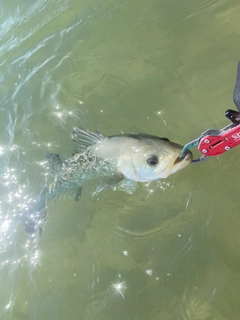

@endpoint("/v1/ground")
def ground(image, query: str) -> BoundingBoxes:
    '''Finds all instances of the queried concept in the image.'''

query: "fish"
[20,128,192,235]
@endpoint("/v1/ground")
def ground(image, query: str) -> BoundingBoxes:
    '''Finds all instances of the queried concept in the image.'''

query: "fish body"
[21,128,192,234]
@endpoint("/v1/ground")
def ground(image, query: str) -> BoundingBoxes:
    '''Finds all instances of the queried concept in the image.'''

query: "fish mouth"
[174,150,193,165]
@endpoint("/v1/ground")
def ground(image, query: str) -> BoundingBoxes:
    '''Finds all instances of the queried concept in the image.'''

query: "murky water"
[1,0,240,319]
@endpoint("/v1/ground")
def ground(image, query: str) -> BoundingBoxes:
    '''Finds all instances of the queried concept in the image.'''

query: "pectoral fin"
[118,179,137,194]
[93,173,124,196]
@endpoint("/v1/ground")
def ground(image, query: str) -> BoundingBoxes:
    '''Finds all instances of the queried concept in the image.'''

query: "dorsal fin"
[72,127,107,152]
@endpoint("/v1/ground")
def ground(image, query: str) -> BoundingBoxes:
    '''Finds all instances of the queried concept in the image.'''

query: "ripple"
[116,207,196,243]
[183,0,227,20]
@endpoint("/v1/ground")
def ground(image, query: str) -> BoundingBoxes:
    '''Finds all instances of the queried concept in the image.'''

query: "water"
[1,0,240,319]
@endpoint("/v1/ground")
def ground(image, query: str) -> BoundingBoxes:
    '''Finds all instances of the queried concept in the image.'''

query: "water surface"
[1,0,240,319]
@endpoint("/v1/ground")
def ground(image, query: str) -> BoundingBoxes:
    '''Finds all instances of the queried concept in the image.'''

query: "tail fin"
[20,186,48,235]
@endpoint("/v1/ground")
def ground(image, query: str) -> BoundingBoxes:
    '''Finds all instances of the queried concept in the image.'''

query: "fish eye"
[146,155,158,166]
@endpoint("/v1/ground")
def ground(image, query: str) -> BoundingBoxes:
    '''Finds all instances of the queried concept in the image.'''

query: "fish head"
[117,135,192,182]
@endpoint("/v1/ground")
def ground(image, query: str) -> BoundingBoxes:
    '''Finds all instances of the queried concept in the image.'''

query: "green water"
[1,0,240,319]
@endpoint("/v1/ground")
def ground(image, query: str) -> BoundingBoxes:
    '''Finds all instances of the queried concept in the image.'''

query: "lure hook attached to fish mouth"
[174,150,192,165]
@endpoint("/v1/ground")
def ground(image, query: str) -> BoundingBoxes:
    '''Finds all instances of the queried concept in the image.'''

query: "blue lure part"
[179,138,200,158]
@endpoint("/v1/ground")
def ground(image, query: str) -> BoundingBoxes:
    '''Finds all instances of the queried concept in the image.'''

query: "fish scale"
[47,149,118,200]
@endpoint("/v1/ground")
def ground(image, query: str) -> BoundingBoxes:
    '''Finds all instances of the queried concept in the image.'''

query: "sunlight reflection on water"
[1,0,240,319]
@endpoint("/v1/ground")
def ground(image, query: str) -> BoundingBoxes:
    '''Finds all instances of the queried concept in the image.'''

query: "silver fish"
[21,128,192,234]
